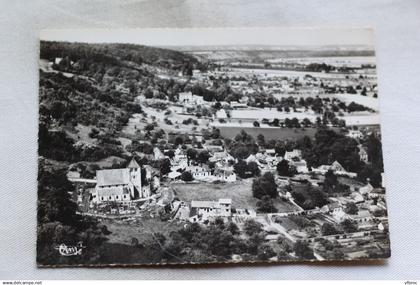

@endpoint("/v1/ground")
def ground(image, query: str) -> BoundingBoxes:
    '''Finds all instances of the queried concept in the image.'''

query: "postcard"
[37,28,390,267]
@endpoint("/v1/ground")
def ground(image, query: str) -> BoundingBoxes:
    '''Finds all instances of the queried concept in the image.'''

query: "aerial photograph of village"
[37,30,390,266]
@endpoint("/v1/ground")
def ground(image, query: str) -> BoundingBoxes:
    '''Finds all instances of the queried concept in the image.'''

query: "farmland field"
[216,125,319,140]
[171,179,299,212]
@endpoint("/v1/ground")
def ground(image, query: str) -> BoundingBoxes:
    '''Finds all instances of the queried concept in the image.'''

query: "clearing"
[171,179,299,212]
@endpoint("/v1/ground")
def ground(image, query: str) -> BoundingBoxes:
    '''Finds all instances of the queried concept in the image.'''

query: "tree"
[252,172,278,199]
[256,195,277,213]
[257,244,276,260]
[145,123,155,131]
[247,161,261,177]
[37,161,109,266]
[345,202,358,215]
[302,118,312,127]
[332,248,345,259]
[276,160,296,177]
[293,240,314,260]
[257,134,265,146]
[233,160,248,178]
[243,219,263,236]
[321,223,340,236]
[165,150,175,159]
[197,151,210,165]
[341,219,358,233]
[181,171,193,182]
[277,237,292,253]
[186,148,198,163]
[323,170,338,191]
[226,222,240,235]
[158,158,171,176]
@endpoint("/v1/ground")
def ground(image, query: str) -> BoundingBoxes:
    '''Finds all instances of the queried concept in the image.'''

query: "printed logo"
[55,242,85,256]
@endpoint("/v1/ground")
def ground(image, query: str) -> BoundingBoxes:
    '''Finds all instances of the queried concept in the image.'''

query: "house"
[265,149,276,156]
[190,198,232,221]
[359,182,374,195]
[178,91,204,105]
[290,159,309,173]
[154,147,165,160]
[358,145,369,163]
[320,202,347,223]
[215,109,228,119]
[209,150,234,164]
[284,149,302,161]
[178,91,193,103]
[313,161,357,178]
[213,167,237,182]
[346,129,363,139]
[143,165,159,181]
[92,158,149,203]
[350,191,364,203]
[349,210,372,223]
[332,207,348,223]
[185,165,211,179]
[168,171,182,181]
[204,144,224,153]
[245,154,259,164]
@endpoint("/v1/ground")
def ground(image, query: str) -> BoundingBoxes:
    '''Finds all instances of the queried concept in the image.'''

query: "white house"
[359,182,374,195]
[178,91,204,105]
[358,145,369,163]
[190,198,232,221]
[179,91,193,103]
[349,210,372,223]
[284,149,302,161]
[209,150,234,164]
[185,165,211,179]
[213,167,237,182]
[154,147,165,160]
[215,109,228,119]
[313,161,357,178]
[290,159,309,173]
[347,130,363,139]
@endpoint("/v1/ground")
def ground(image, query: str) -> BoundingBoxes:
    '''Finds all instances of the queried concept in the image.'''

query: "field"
[216,125,319,140]
[101,216,185,246]
[171,179,299,212]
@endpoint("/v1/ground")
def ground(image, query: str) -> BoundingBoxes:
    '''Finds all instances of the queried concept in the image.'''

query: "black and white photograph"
[37,28,390,267]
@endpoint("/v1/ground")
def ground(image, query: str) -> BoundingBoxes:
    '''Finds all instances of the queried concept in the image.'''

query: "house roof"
[327,202,341,211]
[218,198,232,204]
[168,171,182,179]
[186,165,210,172]
[143,164,159,173]
[330,161,346,172]
[127,158,140,169]
[351,209,371,219]
[96,169,130,187]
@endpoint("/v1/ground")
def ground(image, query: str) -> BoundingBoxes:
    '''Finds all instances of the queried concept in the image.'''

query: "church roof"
[97,186,130,196]
[127,158,140,169]
[96,168,130,187]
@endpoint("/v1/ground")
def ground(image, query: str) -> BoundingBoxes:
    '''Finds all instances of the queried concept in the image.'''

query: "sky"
[40,27,375,48]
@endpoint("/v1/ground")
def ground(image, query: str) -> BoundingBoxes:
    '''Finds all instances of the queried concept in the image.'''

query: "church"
[92,158,149,204]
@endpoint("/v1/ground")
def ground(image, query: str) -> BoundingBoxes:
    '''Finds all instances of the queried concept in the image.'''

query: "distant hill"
[40,41,202,71]
[173,45,375,63]
[38,41,200,166]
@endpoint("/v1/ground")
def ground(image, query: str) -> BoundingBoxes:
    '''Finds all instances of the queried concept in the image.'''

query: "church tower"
[127,158,142,198]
